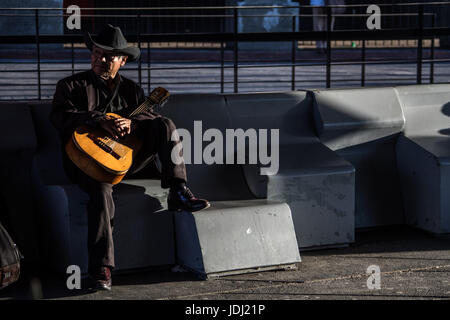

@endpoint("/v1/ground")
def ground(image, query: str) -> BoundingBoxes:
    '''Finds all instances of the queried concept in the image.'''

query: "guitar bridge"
[88,134,121,160]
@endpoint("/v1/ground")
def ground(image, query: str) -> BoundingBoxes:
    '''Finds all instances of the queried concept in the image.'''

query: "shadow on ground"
[1,225,449,300]
[0,266,201,300]
[302,225,450,258]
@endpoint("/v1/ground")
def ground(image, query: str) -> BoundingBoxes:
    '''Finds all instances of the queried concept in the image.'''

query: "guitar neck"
[128,98,154,117]
[127,87,168,117]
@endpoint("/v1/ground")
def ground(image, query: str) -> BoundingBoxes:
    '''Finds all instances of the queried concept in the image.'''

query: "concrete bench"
[6,84,450,276]
[312,87,405,229]
[175,200,299,279]
[223,91,355,249]
[29,95,301,277]
[0,102,40,266]
[159,94,254,201]
[395,84,450,234]
[160,94,302,277]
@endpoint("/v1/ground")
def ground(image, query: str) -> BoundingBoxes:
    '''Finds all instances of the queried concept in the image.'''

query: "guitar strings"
[129,98,154,117]
[129,89,168,117]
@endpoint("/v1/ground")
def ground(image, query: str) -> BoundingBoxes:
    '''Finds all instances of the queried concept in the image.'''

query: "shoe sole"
[168,201,210,212]
[92,285,111,291]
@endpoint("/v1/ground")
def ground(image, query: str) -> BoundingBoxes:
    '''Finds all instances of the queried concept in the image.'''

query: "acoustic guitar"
[65,87,170,185]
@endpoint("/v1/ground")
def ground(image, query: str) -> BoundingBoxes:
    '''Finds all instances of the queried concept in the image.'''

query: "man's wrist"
[130,119,139,131]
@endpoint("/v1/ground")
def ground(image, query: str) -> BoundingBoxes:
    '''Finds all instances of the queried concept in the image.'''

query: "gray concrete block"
[113,180,175,271]
[396,135,445,234]
[0,102,37,152]
[175,200,301,278]
[266,160,355,249]
[0,102,40,264]
[225,92,355,248]
[224,91,315,145]
[31,165,175,273]
[337,137,405,228]
[395,84,450,234]
[243,144,355,248]
[160,94,254,201]
[395,84,450,136]
[312,87,405,150]
[30,167,87,272]
[312,87,405,228]
[29,102,71,185]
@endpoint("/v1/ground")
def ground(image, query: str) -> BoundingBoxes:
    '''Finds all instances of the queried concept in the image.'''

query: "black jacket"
[50,69,160,143]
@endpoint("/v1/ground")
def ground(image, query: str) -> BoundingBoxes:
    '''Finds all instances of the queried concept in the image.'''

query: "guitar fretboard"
[128,88,168,117]
[129,98,154,117]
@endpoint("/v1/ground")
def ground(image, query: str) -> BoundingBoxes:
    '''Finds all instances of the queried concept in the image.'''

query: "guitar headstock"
[148,87,170,108]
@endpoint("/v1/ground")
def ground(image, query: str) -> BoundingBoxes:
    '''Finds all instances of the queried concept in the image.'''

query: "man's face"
[91,46,127,79]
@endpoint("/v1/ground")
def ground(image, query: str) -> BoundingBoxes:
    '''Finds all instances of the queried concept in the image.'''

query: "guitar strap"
[97,77,121,114]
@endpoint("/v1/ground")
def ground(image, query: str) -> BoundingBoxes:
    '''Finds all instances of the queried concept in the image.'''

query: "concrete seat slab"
[312,87,405,150]
[113,179,175,271]
[175,200,301,278]
[395,84,450,234]
[224,91,356,249]
[312,87,405,228]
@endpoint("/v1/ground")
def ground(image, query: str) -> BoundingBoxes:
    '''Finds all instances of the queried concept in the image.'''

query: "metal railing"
[0,2,450,100]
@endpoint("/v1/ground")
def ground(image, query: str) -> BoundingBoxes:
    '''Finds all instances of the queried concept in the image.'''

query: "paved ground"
[1,225,449,302]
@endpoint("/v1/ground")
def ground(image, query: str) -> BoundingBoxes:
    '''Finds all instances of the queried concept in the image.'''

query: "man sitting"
[50,24,210,291]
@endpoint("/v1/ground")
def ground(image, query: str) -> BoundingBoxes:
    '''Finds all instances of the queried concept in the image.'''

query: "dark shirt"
[50,69,160,143]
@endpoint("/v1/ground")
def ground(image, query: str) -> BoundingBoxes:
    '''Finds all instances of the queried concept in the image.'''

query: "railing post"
[291,15,296,91]
[220,15,225,94]
[417,4,423,84]
[147,41,151,94]
[71,38,75,75]
[233,7,238,93]
[326,5,331,88]
[430,13,435,84]
[361,40,365,87]
[35,9,41,100]
[220,41,225,93]
[137,13,142,88]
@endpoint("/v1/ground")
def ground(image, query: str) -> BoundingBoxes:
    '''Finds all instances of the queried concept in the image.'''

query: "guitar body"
[66,112,142,185]
[65,87,169,185]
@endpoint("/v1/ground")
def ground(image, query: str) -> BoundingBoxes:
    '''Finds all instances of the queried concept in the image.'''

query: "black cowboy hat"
[85,24,140,62]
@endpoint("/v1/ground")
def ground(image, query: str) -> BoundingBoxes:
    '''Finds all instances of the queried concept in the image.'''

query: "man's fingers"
[114,118,128,124]
[109,128,119,139]
[101,121,119,139]
[114,118,132,134]
[106,129,118,139]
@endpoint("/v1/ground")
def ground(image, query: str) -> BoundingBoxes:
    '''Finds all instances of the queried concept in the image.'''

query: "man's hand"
[98,116,135,139]
[113,117,133,137]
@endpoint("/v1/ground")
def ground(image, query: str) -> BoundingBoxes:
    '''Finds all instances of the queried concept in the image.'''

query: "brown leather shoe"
[92,266,112,291]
